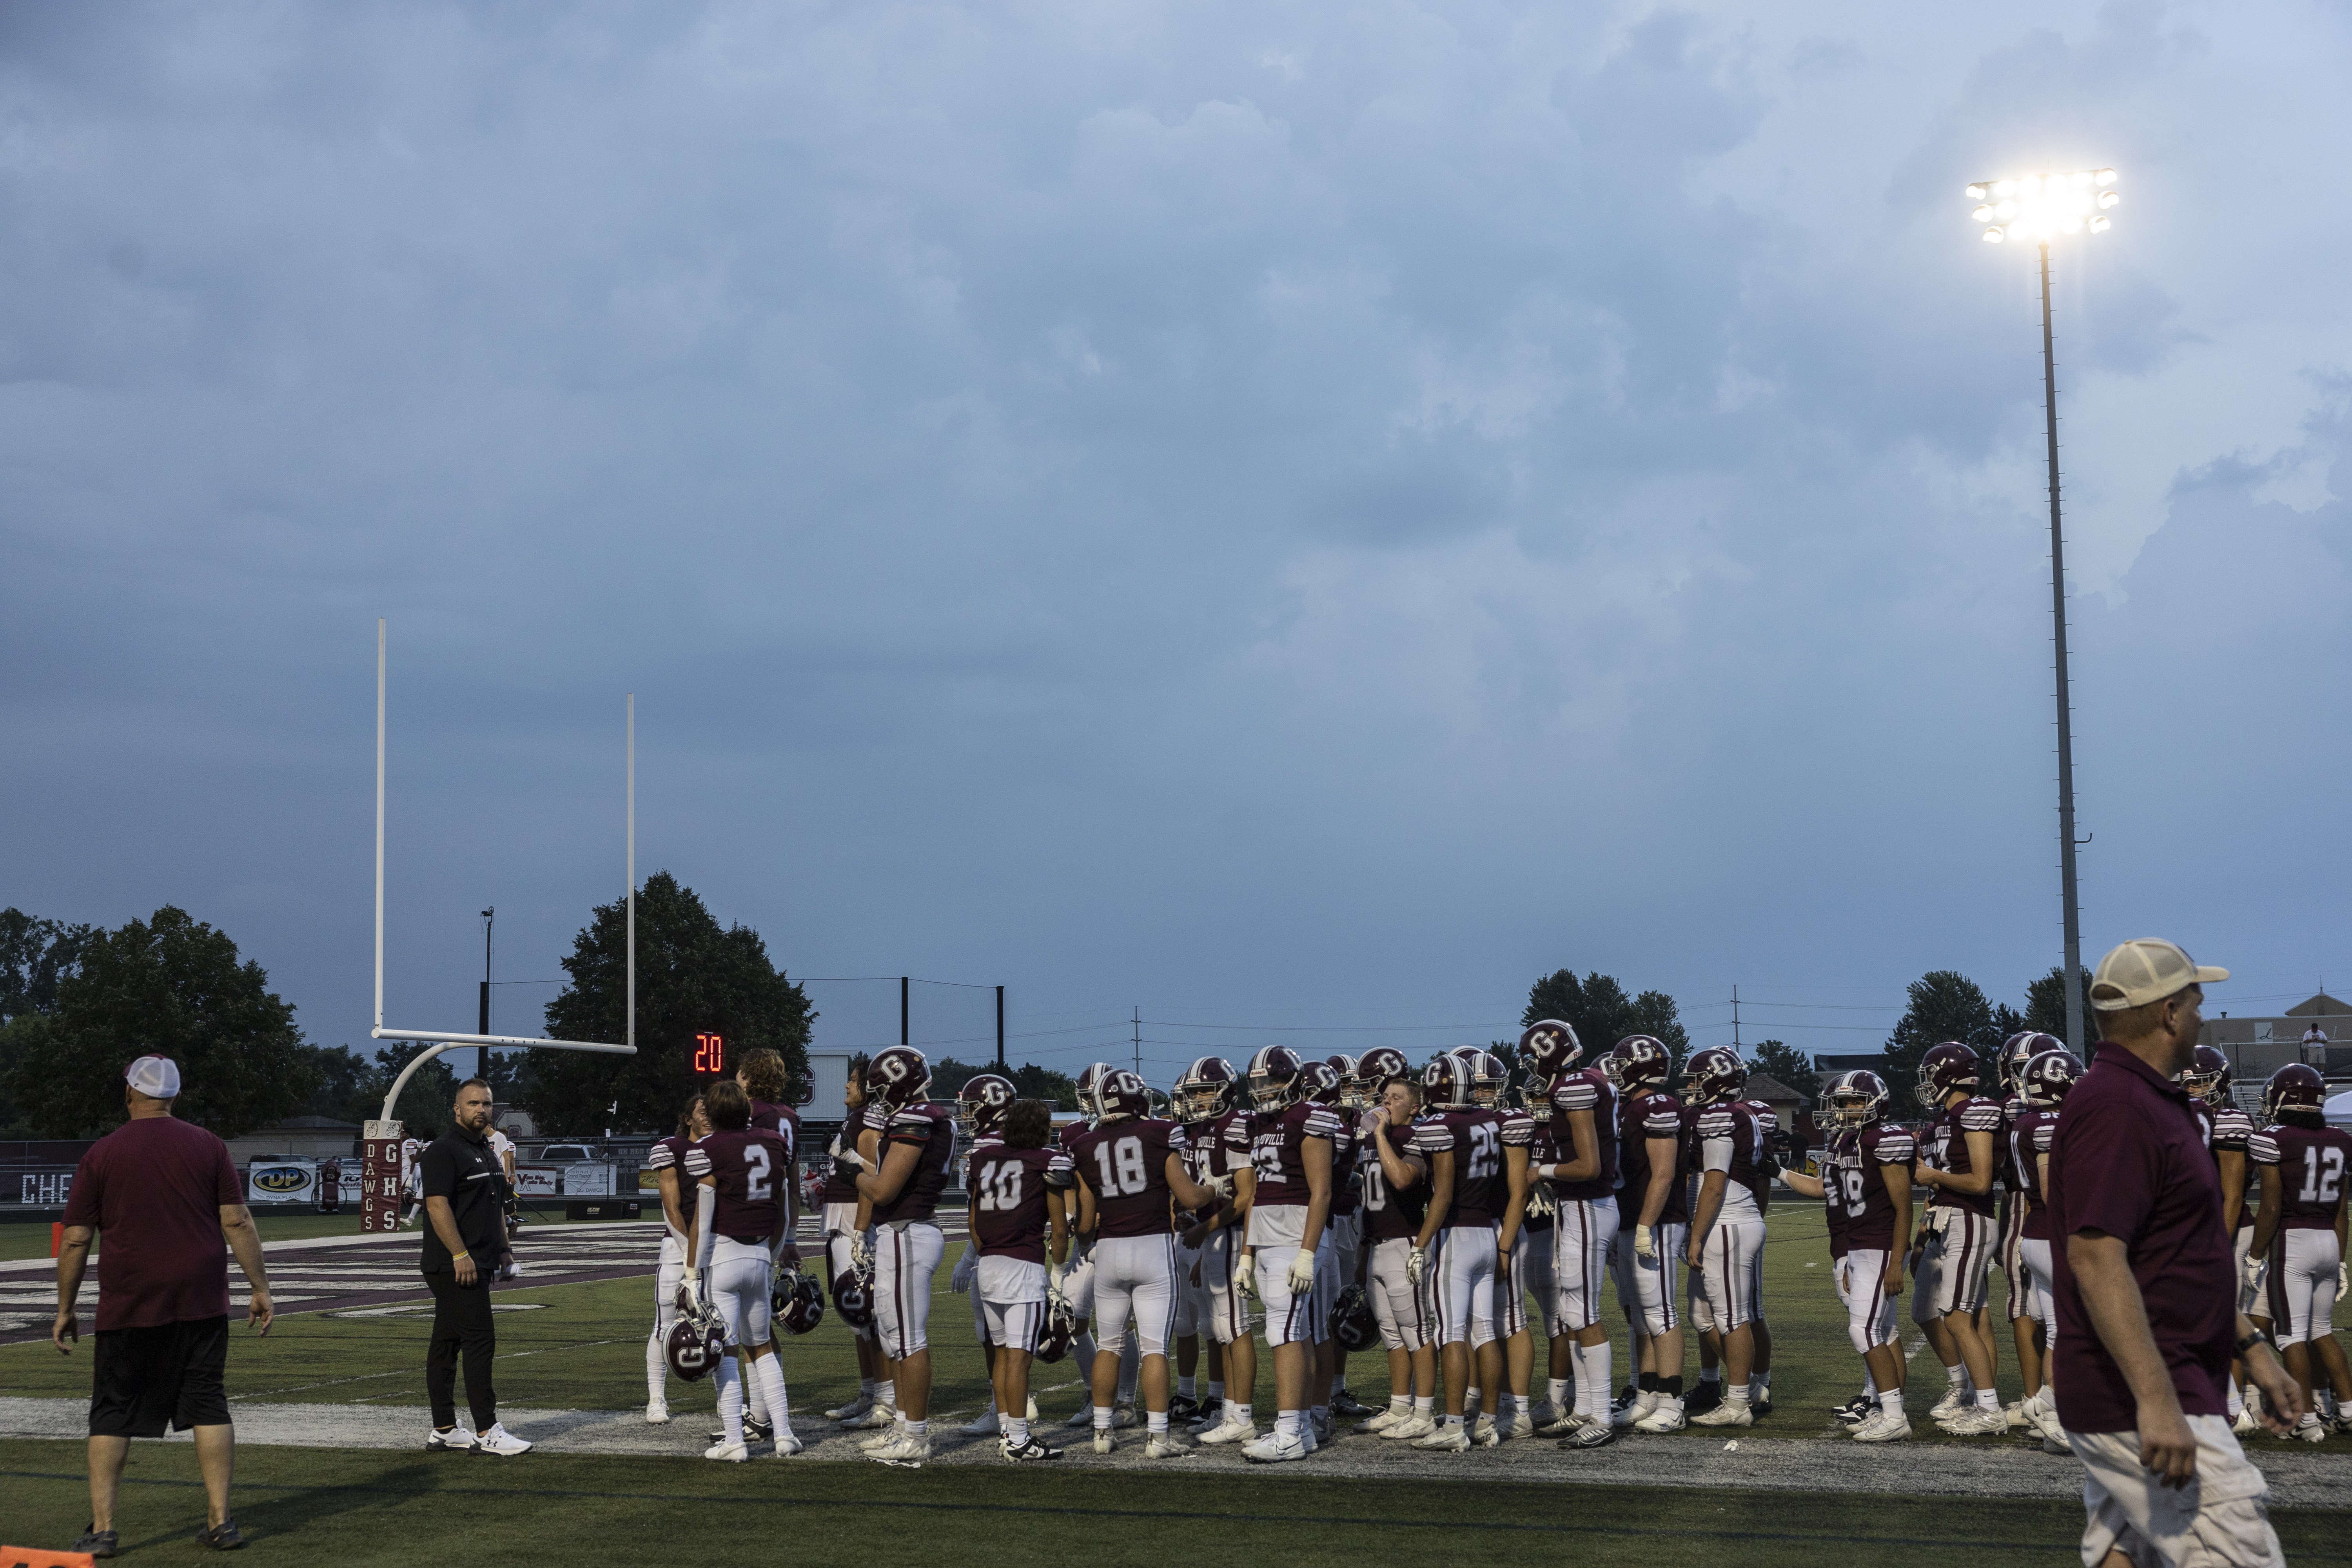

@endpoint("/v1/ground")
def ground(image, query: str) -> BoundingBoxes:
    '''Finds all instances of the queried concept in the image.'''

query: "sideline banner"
[247,1159,316,1205]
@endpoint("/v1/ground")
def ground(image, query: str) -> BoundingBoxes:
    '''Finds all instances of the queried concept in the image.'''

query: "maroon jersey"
[1546,1065,1619,1202]
[1684,1101,1764,1221]
[1519,1108,1557,1244]
[2249,1123,2352,1230]
[2011,1108,2057,1240]
[1821,1128,1851,1259]
[1069,1116,1189,1238]
[1616,1089,1687,1227]
[750,1099,800,1161]
[1326,1112,1361,1218]
[1249,1099,1344,1207]
[1736,1098,1778,1207]
[966,1136,1072,1262]
[1923,1096,2004,1218]
[822,1104,886,1205]
[872,1102,957,1225]
[2201,1103,2257,1230]
[1835,1122,1917,1250]
[688,1127,789,1242]
[1359,1117,1428,1243]
[1413,1108,1506,1229]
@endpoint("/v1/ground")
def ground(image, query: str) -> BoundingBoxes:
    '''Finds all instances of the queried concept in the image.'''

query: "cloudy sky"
[4,0,2346,1083]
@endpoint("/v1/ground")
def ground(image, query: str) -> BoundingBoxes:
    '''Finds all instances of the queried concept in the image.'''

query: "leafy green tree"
[526,873,814,1137]
[1522,970,1691,1075]
[0,908,95,1022]
[1884,971,2000,1100]
[300,1045,379,1123]
[2025,967,2093,1041]
[0,907,318,1138]
[1747,1039,1819,1103]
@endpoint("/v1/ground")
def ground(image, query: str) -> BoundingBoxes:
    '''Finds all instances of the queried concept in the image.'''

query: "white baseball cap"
[2089,940,2228,1012]
[125,1055,183,1098]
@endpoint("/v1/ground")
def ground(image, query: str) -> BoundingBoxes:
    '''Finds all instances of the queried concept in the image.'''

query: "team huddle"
[632,1027,2350,1469]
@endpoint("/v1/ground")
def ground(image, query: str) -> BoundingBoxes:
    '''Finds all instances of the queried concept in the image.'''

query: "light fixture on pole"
[1965,166,2117,1057]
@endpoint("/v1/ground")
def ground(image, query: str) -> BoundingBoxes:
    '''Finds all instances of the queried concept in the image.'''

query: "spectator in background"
[54,1054,274,1555]
[421,1078,530,1456]
[319,1155,344,1215]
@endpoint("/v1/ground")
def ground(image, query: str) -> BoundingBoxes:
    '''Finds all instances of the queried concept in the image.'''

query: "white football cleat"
[1613,1390,1656,1430]
[1537,1411,1589,1438]
[1144,1432,1191,1459]
[2232,1408,2260,1437]
[859,1417,907,1453]
[1380,1412,1437,1441]
[825,1394,874,1422]
[475,1422,533,1456]
[871,1429,931,1468]
[1493,1408,1535,1441]
[1928,1387,1968,1422]
[2293,1415,2328,1444]
[963,1408,1003,1436]
[1361,1407,1404,1433]
[2041,1431,2074,1455]
[1196,1414,1258,1445]
[1001,1436,1063,1461]
[1412,1422,1472,1452]
[1092,1428,1116,1454]
[1241,1430,1310,1463]
[644,1399,670,1426]
[1940,1407,2008,1436]
[1633,1400,1686,1434]
[1852,1410,1912,1443]
[844,1402,898,1430]
[1470,1415,1501,1447]
[2004,1399,2029,1430]
[1027,1396,1041,1421]
[1310,1413,1333,1446]
[774,1432,806,1457]
[1690,1399,1754,1428]
[704,1440,749,1462]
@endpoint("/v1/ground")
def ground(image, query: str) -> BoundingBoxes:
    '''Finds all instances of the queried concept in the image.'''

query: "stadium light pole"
[1967,167,2118,1056]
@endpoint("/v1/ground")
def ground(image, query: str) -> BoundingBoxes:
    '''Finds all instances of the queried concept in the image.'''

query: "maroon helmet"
[1354,1046,1411,1100]
[866,1046,933,1111]
[831,1265,875,1329]
[1682,1046,1746,1107]
[2262,1063,2327,1125]
[1324,1054,1366,1109]
[1096,1068,1153,1120]
[1034,1289,1077,1363]
[1331,1283,1379,1353]
[665,1310,726,1382]
[2018,1048,2083,1111]
[1828,1069,1891,1127]
[1915,1042,1980,1109]
[1422,1053,1472,1110]
[956,1072,1018,1138]
[1518,1020,1584,1078]
[1074,1062,1118,1121]
[1459,1050,1506,1109]
[1175,1056,1237,1121]
[1298,1060,1342,1106]
[1604,1035,1672,1094]
[1246,1046,1305,1112]
[773,1268,826,1335]
[2180,1045,2232,1103]
[1995,1032,2054,1094]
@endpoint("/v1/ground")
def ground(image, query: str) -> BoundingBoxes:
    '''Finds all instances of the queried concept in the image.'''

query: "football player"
[1357,1051,1437,1437]
[1779,1107,1871,1424]
[1477,1051,1540,1439]
[1318,1053,1372,1422]
[1069,1069,1218,1456]
[2184,1045,2263,1431]
[1520,1019,1619,1447]
[1056,1063,1134,1429]
[1238,1044,1342,1463]
[1606,1034,1687,1433]
[1406,1054,1505,1449]
[958,1087,1071,1460]
[2009,1046,2080,1451]
[1509,1072,1571,1433]
[821,1056,892,1428]
[722,1047,802,1441]
[1909,1042,2006,1434]
[2245,1064,2352,1441]
[840,1045,958,1467]
[681,1081,800,1460]
[1992,1031,2057,1427]
[1792,1069,1913,1439]
[643,1094,710,1424]
[951,1073,1040,1441]
[1178,1056,1261,1445]
[1680,1048,1766,1427]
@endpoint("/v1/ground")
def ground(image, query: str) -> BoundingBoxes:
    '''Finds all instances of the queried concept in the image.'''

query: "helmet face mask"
[774,1269,827,1335]
[1827,1069,1890,1128]
[2262,1063,2327,1125]
[1353,1047,1410,1106]
[1604,1035,1670,1094]
[955,1072,1017,1138]
[2180,1044,2232,1104]
[665,1301,726,1381]
[1683,1047,1745,1107]
[1915,1042,1980,1110]
[1246,1046,1305,1113]
[1075,1063,1117,1123]
[1174,1056,1237,1121]
[1463,1050,1506,1110]
[867,1046,934,1112]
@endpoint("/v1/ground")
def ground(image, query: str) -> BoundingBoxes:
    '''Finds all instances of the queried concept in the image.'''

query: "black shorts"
[90,1315,231,1438]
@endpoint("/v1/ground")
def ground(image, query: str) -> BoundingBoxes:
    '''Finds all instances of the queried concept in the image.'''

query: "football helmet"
[1331,1283,1379,1354]
[2018,1048,2083,1111]
[866,1046,933,1112]
[1604,1035,1672,1095]
[1246,1045,1306,1112]
[1354,1046,1411,1100]
[2261,1063,2327,1125]
[1518,1019,1584,1079]
[831,1265,875,1329]
[1915,1042,1980,1108]
[1298,1060,1342,1107]
[1075,1062,1117,1122]
[1996,1031,2059,1094]
[1175,1056,1238,1121]
[1682,1046,1746,1107]
[1145,1086,1175,1120]
[2180,1045,2232,1104]
[955,1072,1018,1139]
[1324,1054,1367,1110]
[1034,1288,1078,1363]
[1461,1050,1507,1109]
[1826,1069,1891,1128]
[1422,1053,1472,1110]
[1096,1068,1152,1121]
[774,1268,826,1335]
[665,1308,726,1383]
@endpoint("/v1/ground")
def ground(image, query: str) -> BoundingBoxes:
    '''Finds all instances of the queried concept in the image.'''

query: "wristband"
[2232,1329,2272,1357]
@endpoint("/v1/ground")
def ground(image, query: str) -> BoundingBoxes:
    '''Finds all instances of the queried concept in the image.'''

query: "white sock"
[1862,1368,1878,1398]
[1005,1416,1029,1446]
[905,1419,927,1437]
[645,1330,668,1403]
[751,1354,789,1429]
[1727,1384,1750,1405]
[1946,1364,1967,1388]
[1757,1369,1771,1388]
[879,1380,897,1411]
[1094,1403,1114,1431]
[860,1377,877,1398]
[1585,1343,1612,1422]
[1390,1394,1411,1412]
[1496,1392,1518,1418]
[1118,1336,1141,1402]
[1976,1389,2000,1412]
[1443,1412,1464,1428]
[1879,1389,1903,1415]
[716,1357,744,1446]
[1548,1377,1570,1408]
[1149,1410,1169,1435]
[1700,1368,1720,1385]
[741,1358,769,1425]
[1413,1396,1434,1413]
[1230,1402,1252,1425]
[2227,1381,2245,1417]
[1311,1404,1328,1424]
[1276,1409,1302,1438]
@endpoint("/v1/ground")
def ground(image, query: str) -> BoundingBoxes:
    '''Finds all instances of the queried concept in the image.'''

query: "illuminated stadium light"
[1967,167,2118,244]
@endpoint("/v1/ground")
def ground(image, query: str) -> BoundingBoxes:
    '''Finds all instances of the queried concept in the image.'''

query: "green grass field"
[5,1204,2345,1564]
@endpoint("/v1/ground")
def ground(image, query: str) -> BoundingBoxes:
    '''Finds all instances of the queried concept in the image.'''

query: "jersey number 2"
[743,1144,772,1202]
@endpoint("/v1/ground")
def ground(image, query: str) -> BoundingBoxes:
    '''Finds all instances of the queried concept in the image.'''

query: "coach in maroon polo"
[54,1055,275,1556]
[2049,940,2301,1568]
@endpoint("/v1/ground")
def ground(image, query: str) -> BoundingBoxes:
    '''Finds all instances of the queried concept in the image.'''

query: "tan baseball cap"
[2089,939,2227,1011]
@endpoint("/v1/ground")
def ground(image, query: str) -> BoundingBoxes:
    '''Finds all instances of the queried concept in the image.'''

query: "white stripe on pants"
[875,1220,944,1359]
[1550,1197,1616,1332]
[1093,1233,1180,1357]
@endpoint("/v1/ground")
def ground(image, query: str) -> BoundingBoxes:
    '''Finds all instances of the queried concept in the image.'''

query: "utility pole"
[478,908,494,1082]
[995,985,1005,1071]
[1731,983,1741,1051]
[1132,1007,1142,1078]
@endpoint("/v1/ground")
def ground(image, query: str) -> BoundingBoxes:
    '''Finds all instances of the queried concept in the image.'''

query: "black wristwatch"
[2232,1328,2271,1357]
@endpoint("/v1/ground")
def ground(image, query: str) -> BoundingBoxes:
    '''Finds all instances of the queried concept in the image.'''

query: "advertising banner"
[246,1159,317,1205]
[514,1165,561,1197]
[361,1122,405,1232]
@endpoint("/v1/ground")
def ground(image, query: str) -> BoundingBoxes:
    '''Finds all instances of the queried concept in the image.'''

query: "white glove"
[1208,1172,1235,1199]
[1525,1183,1558,1221]
[849,1232,872,1275]
[1634,1223,1655,1261]
[1286,1249,1318,1294]
[677,1275,703,1317]
[1236,1251,1259,1299]
[1405,1245,1427,1285]
[2243,1252,2267,1293]
[951,1244,977,1295]
[2340,1262,2347,1300]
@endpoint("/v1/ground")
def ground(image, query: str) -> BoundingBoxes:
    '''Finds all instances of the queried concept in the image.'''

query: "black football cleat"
[1168,1394,1201,1424]
[197,1519,248,1551]
[1558,1421,1617,1450]
[1685,1382,1724,1417]
[1001,1436,1063,1462]
[74,1526,120,1559]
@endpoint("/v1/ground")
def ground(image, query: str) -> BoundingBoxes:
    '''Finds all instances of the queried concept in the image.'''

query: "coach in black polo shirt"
[421,1078,530,1455]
